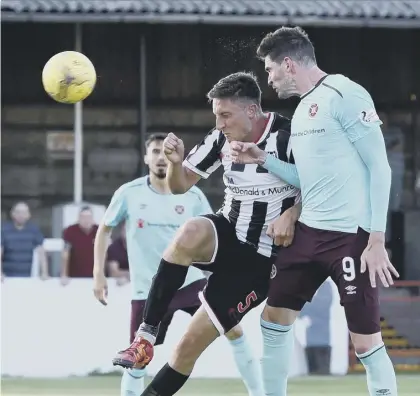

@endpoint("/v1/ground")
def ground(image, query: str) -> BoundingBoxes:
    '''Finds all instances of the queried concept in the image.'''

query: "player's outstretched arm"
[262,155,300,188]
[93,185,127,304]
[230,141,301,187]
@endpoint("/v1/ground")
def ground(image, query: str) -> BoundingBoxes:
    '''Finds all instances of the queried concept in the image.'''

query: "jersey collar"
[300,74,329,100]
[254,112,275,145]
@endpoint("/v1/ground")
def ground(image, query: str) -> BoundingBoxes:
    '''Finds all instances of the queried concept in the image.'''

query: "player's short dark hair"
[145,133,167,148]
[257,26,316,66]
[80,205,92,213]
[206,72,261,105]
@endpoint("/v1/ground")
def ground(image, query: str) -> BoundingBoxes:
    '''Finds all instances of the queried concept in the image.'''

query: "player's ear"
[144,154,149,166]
[247,104,258,119]
[284,57,294,74]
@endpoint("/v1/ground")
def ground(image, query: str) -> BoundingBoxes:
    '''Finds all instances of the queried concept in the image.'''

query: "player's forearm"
[289,202,302,222]
[166,163,192,194]
[93,224,112,275]
[354,132,391,233]
[367,163,391,234]
[259,154,301,188]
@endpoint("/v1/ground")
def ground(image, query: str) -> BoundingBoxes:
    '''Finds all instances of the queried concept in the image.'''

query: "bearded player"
[93,133,265,396]
[230,26,399,396]
[112,72,302,396]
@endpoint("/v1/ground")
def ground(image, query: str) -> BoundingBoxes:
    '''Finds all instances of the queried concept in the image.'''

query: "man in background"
[61,206,98,285]
[1,201,49,280]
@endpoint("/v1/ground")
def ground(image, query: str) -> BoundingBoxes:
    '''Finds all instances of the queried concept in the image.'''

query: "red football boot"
[112,335,155,369]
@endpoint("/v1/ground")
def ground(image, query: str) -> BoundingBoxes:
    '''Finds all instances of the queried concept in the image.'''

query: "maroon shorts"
[130,278,207,344]
[268,222,380,334]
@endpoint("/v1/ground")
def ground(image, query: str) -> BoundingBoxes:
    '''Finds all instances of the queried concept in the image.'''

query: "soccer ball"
[42,51,96,104]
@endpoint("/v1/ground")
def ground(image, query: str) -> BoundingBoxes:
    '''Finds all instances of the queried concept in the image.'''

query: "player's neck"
[296,66,327,96]
[148,174,171,194]
[248,112,269,143]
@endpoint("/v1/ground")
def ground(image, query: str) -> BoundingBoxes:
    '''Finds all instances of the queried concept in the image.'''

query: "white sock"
[229,334,265,396]
[260,317,294,396]
[357,343,398,396]
[121,368,146,396]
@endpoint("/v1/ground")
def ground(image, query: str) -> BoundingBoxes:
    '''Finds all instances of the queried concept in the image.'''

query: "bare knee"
[262,304,299,326]
[225,324,243,341]
[350,331,383,355]
[164,218,215,264]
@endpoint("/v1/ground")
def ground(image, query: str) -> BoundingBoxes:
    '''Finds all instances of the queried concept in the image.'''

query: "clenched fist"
[163,133,185,164]
[267,205,301,247]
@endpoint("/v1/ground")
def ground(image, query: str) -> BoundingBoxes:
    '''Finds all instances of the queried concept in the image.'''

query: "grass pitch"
[1,375,419,395]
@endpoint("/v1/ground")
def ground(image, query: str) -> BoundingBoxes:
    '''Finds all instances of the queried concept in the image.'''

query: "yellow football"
[42,51,96,104]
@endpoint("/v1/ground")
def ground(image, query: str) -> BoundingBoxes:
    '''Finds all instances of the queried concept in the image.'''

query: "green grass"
[1,375,419,395]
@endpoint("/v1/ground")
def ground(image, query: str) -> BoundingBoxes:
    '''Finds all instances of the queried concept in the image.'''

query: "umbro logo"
[270,264,277,279]
[345,285,357,295]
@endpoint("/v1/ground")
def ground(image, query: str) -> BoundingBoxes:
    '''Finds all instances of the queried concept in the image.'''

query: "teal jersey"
[103,176,212,299]
[291,74,383,233]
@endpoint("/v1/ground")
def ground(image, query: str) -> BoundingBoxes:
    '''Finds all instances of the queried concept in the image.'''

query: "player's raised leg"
[113,215,265,395]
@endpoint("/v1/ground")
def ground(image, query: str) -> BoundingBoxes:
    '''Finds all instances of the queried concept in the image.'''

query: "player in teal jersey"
[230,26,400,396]
[93,134,265,396]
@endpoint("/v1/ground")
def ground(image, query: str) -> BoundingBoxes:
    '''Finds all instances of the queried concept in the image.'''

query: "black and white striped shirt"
[183,112,301,257]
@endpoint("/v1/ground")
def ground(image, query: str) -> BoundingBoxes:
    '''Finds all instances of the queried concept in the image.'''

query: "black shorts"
[193,213,273,334]
[268,222,379,334]
[130,279,207,345]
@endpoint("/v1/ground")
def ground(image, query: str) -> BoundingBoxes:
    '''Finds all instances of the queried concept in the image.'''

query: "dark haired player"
[230,26,399,396]
[112,72,301,396]
[93,133,264,396]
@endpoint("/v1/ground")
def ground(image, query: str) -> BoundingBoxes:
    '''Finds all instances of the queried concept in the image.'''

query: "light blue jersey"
[103,176,212,300]
[290,74,385,233]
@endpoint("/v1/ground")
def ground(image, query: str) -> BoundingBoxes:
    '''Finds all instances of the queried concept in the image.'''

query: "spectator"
[106,225,130,286]
[300,280,333,375]
[1,201,49,280]
[61,206,98,285]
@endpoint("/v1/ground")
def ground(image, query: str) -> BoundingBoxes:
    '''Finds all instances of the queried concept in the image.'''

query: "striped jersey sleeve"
[183,129,224,179]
